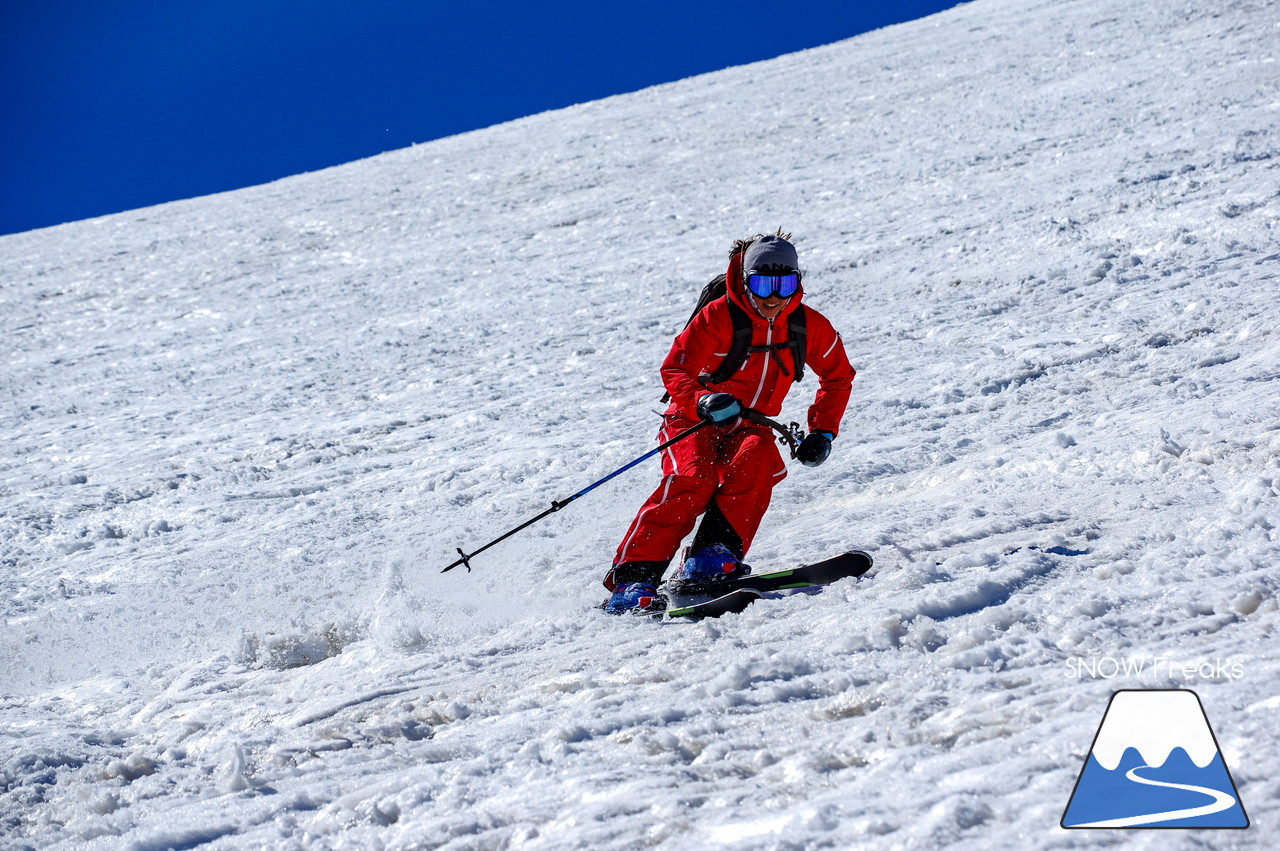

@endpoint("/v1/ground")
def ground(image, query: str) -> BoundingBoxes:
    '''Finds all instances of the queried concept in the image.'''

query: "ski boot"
[667,544,750,592]
[603,582,664,615]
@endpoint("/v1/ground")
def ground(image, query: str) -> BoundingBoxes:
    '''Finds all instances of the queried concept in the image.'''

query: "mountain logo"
[1062,689,1249,829]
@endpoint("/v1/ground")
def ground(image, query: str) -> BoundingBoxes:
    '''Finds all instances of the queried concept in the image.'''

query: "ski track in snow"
[2,0,1278,847]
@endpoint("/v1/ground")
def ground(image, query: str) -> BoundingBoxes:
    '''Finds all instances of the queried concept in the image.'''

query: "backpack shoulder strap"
[789,305,807,383]
[700,302,808,388]
[699,299,753,387]
[741,305,807,381]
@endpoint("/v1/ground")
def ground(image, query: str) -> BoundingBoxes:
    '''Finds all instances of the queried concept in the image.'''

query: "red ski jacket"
[661,252,855,436]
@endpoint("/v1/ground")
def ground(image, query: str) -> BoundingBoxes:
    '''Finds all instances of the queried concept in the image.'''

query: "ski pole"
[442,419,709,573]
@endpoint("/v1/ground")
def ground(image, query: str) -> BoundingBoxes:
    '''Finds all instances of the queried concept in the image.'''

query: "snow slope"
[2,0,1278,847]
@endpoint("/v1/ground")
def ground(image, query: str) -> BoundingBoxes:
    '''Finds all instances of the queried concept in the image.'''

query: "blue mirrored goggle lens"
[746,273,799,298]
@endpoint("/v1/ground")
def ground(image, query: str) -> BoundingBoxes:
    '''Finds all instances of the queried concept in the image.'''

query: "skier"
[604,232,855,613]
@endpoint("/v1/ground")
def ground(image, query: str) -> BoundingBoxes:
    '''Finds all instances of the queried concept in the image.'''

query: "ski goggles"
[745,272,800,299]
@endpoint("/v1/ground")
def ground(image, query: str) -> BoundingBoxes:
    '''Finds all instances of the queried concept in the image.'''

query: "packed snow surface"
[2,0,1278,847]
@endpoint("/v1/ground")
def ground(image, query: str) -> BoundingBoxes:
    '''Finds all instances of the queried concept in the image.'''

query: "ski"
[663,550,872,599]
[660,550,873,619]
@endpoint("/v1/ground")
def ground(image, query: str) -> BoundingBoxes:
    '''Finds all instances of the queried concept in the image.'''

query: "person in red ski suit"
[604,233,855,608]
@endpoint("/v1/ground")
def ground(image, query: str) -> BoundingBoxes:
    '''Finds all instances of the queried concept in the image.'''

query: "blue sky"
[1,1,960,237]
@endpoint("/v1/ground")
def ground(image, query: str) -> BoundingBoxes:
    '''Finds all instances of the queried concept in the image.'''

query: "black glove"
[797,431,834,467]
[696,393,742,425]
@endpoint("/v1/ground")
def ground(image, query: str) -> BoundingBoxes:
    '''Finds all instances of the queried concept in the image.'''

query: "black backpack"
[660,273,807,403]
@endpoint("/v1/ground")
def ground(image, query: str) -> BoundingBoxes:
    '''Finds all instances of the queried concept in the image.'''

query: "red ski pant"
[613,415,787,572]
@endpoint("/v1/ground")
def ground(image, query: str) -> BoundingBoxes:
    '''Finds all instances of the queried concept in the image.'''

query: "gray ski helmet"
[742,234,799,274]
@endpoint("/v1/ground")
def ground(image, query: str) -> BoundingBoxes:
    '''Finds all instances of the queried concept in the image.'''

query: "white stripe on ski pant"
[617,473,675,565]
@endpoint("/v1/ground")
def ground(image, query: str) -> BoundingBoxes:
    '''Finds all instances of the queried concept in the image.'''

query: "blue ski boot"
[604,582,662,615]
[671,544,750,587]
